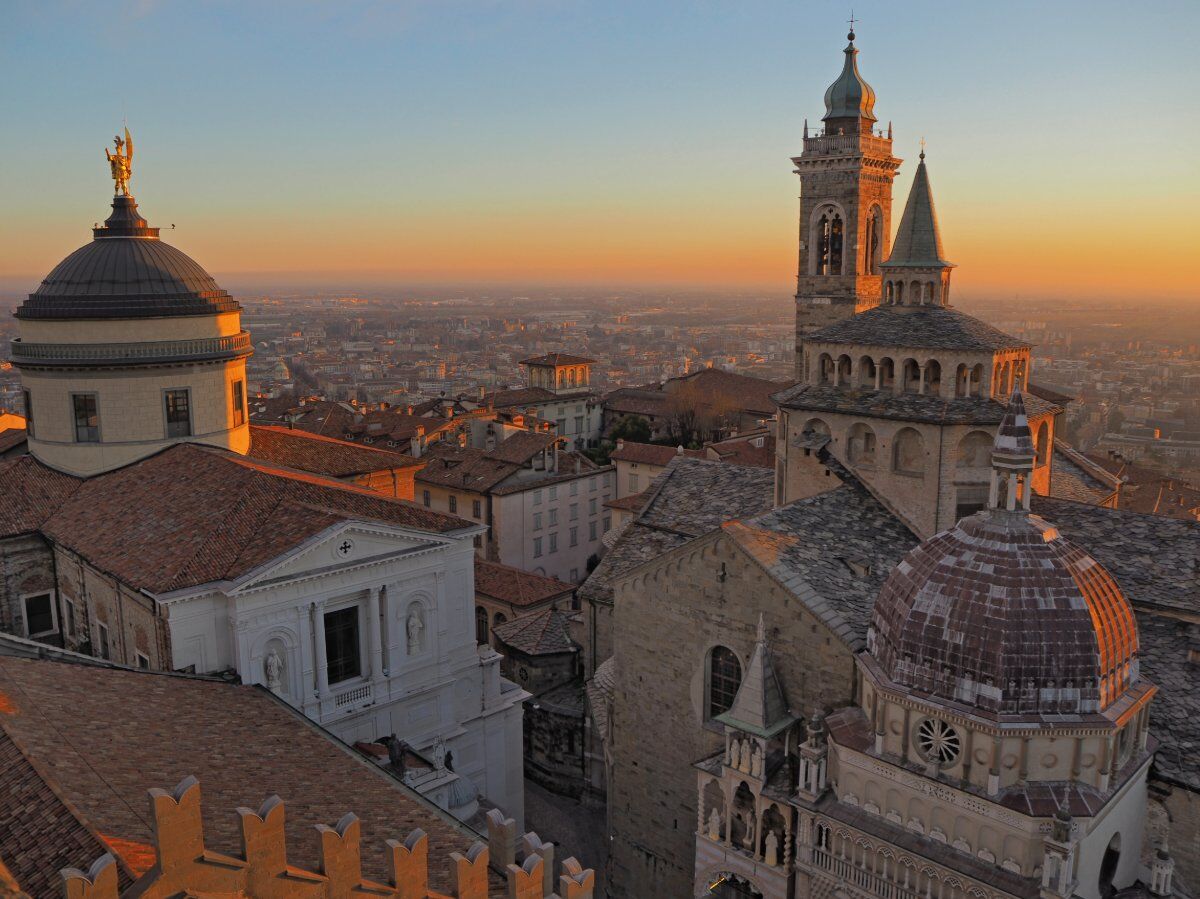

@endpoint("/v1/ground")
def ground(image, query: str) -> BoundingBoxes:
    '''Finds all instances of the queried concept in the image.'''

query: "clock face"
[916,717,961,766]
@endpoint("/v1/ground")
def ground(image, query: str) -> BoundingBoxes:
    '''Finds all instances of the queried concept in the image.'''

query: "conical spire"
[992,388,1035,468]
[822,30,877,126]
[714,616,797,738]
[882,149,953,269]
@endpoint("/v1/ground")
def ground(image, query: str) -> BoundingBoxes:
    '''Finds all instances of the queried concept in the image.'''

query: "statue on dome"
[105,127,134,196]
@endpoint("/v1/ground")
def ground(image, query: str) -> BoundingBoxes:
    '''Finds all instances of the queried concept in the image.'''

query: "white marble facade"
[161,517,528,826]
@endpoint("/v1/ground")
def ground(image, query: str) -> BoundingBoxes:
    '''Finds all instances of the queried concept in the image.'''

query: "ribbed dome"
[17,196,240,320]
[823,33,877,125]
[869,511,1140,717]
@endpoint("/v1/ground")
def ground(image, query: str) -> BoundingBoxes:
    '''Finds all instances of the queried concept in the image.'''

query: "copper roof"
[17,196,241,321]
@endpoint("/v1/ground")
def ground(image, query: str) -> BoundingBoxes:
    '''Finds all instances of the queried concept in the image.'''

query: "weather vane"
[920,136,926,159]
[105,126,134,197]
[848,10,857,38]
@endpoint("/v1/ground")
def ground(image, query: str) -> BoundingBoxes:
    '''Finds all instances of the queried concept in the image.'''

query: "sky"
[2,0,1198,302]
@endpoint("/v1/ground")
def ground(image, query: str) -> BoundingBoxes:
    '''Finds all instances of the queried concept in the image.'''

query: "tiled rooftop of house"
[0,428,27,455]
[492,608,577,656]
[474,558,574,608]
[247,425,421,478]
[608,441,703,466]
[0,654,501,896]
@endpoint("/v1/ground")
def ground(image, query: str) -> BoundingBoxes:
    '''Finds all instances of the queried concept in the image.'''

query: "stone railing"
[62,776,595,899]
[812,846,921,899]
[801,132,894,158]
[10,331,252,366]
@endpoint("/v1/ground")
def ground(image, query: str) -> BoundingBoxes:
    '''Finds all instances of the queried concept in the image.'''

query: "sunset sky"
[2,0,1197,301]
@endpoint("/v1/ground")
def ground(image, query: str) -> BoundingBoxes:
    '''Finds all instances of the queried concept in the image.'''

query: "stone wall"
[606,530,857,898]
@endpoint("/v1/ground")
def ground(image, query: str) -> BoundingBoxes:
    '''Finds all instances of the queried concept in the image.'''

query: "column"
[918,363,927,395]
[298,604,315,712]
[367,586,384,682]
[313,601,330,700]
[873,362,881,390]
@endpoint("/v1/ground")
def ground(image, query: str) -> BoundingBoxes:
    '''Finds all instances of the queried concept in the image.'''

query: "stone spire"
[822,28,877,131]
[714,616,797,738]
[883,149,952,269]
[988,388,1036,512]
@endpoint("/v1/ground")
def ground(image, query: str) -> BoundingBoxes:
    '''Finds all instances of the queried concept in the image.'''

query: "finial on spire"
[756,613,766,644]
[104,126,134,197]
[803,118,809,139]
[847,10,857,41]
[919,136,926,161]
[887,121,892,140]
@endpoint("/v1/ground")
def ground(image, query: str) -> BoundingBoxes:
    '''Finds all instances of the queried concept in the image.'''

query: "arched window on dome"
[707,645,742,719]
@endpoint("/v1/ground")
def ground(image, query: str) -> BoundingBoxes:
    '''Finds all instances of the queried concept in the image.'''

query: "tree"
[611,415,652,443]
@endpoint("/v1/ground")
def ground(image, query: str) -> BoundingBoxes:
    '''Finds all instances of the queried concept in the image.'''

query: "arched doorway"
[1099,832,1121,896]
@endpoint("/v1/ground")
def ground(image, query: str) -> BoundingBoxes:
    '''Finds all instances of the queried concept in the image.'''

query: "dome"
[822,33,877,125]
[16,196,240,320]
[869,511,1139,717]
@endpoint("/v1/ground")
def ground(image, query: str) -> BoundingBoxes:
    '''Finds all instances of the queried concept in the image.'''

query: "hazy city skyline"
[3,0,1198,303]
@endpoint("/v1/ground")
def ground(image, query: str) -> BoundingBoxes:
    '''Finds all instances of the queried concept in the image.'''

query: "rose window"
[916,718,961,766]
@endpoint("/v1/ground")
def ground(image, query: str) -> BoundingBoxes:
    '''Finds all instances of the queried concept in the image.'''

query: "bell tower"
[792,28,901,378]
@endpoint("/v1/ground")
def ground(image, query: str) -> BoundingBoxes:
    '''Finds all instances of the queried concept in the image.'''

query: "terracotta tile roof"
[485,431,559,465]
[247,425,421,478]
[482,387,558,409]
[604,491,650,513]
[609,442,703,466]
[704,434,776,469]
[0,428,27,455]
[488,455,605,497]
[602,388,670,419]
[520,353,595,366]
[0,656,499,895]
[416,446,519,492]
[667,368,790,415]
[0,456,82,538]
[15,446,471,593]
[0,727,135,896]
[492,608,577,656]
[474,558,574,608]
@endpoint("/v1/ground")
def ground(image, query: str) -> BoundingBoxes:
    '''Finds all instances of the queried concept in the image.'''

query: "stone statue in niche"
[765,830,779,866]
[742,814,756,849]
[707,808,721,841]
[264,647,284,694]
[432,737,447,772]
[406,605,425,654]
[738,740,751,774]
[751,744,763,777]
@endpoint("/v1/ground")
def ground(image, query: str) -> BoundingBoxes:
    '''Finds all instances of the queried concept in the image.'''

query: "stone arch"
[810,203,848,276]
[893,427,926,477]
[925,359,942,395]
[895,281,905,305]
[701,778,726,841]
[955,363,970,397]
[835,354,852,386]
[729,781,757,850]
[1035,420,1050,465]
[250,627,300,700]
[1000,361,1013,395]
[956,430,993,469]
[885,280,896,304]
[857,355,876,388]
[760,805,786,865]
[970,363,985,396]
[847,422,878,467]
[910,280,922,304]
[901,358,922,394]
[801,417,831,438]
[817,353,835,386]
[865,204,884,275]
[878,357,896,391]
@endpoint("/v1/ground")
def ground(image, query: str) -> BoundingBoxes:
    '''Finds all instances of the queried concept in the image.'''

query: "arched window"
[1035,421,1050,465]
[956,431,993,469]
[475,606,489,646]
[815,210,844,275]
[879,358,896,391]
[708,646,742,719]
[955,363,970,397]
[818,353,835,386]
[802,418,831,439]
[493,611,507,629]
[901,359,922,394]
[866,206,883,275]
[971,364,984,396]
[895,281,904,305]
[836,355,852,386]
[893,428,926,477]
[858,356,876,388]
[885,281,895,304]
[925,359,942,396]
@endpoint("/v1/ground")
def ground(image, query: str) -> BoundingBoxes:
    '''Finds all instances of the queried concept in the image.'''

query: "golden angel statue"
[105,127,134,196]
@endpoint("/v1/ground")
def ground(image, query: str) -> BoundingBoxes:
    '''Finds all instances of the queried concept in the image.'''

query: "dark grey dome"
[17,196,240,320]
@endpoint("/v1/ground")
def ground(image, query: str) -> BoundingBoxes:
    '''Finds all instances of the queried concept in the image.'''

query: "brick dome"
[868,510,1140,716]
[16,196,240,321]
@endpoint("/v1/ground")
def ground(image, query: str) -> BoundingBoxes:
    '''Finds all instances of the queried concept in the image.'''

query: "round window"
[916,718,961,766]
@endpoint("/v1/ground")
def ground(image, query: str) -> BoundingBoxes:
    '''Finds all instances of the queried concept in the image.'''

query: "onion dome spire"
[822,28,877,129]
[883,147,953,269]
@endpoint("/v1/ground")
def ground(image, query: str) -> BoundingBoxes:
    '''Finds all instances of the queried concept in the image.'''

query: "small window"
[72,394,100,443]
[589,476,597,491]
[549,533,558,553]
[589,498,597,515]
[449,496,458,513]
[324,606,362,684]
[22,593,56,637]
[473,533,482,549]
[533,490,543,506]
[232,380,246,426]
[570,481,579,496]
[533,537,543,557]
[164,389,192,438]
[63,599,75,638]
[136,652,151,670]
[570,503,579,521]
[603,515,611,532]
[98,623,110,660]
[570,568,579,582]
[549,509,558,526]
[628,473,640,493]
[475,606,489,645]
[473,499,482,518]
[589,521,597,540]
[423,489,431,507]
[533,512,542,530]
[22,389,34,438]
[569,526,578,547]
[549,486,558,500]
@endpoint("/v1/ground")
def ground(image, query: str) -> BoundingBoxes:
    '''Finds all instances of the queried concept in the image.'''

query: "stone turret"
[880,148,956,308]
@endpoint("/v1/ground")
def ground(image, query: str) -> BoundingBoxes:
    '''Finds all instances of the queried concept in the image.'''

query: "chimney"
[676,445,684,455]
[616,438,624,451]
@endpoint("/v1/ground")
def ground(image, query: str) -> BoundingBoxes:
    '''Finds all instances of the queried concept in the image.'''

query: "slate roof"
[17,196,241,321]
[0,446,472,595]
[585,658,616,743]
[772,383,1061,426]
[804,305,1027,352]
[0,656,500,896]
[247,426,421,478]
[474,558,574,608]
[492,608,577,656]
[881,155,951,269]
[1134,615,1200,790]
[520,353,595,366]
[578,458,774,609]
[485,430,559,465]
[1050,441,1121,506]
[725,476,917,653]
